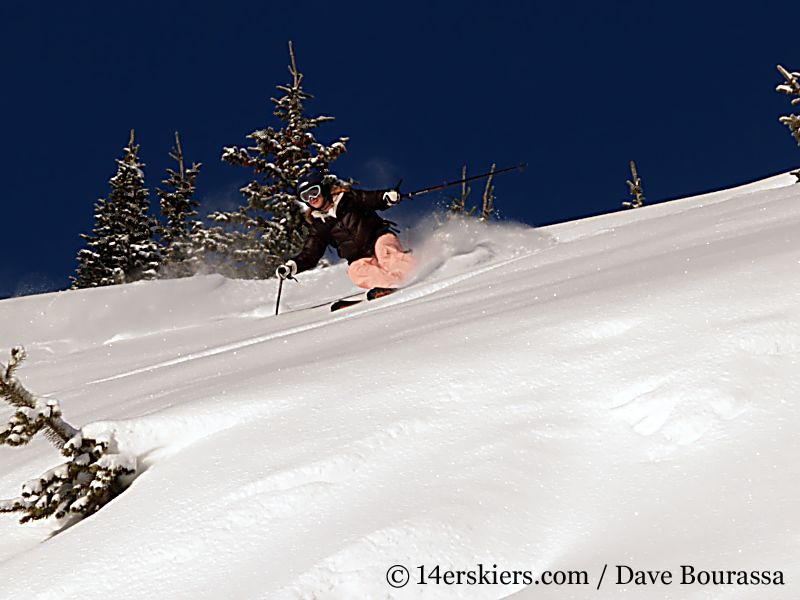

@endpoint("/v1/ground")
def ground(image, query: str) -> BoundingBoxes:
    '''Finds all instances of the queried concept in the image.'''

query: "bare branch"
[288,41,301,88]
[622,160,646,209]
[481,163,496,221]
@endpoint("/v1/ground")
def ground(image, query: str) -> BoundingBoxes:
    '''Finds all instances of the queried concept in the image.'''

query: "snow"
[0,173,799,598]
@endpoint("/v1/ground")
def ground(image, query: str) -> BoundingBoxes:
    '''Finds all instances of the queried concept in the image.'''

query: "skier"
[275,169,416,300]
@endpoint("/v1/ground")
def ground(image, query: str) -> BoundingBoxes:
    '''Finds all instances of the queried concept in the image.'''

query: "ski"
[330,298,364,312]
[366,287,397,301]
[330,288,397,312]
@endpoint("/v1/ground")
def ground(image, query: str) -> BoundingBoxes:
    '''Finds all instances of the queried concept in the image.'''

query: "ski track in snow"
[83,241,542,388]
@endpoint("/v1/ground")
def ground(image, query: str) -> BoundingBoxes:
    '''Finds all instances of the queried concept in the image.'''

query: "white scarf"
[310,192,345,222]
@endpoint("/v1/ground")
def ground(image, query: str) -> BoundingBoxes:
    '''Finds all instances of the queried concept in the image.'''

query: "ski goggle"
[299,184,322,204]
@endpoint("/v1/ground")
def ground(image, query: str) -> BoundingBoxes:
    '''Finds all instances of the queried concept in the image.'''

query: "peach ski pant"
[347,233,416,289]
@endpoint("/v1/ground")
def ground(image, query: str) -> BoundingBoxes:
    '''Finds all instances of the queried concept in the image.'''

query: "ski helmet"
[297,168,329,205]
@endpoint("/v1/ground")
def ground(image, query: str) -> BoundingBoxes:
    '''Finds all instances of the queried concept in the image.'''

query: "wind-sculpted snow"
[0,176,799,598]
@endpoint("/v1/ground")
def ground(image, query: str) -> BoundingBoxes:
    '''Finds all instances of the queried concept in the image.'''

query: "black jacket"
[291,188,396,273]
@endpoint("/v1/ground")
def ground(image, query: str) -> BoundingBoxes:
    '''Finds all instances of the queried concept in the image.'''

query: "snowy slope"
[0,173,798,599]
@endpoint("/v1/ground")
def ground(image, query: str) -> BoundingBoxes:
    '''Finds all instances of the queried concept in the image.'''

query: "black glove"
[276,260,297,280]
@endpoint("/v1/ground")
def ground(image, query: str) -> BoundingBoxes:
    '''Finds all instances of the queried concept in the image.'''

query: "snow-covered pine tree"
[71,195,125,288]
[0,347,136,524]
[71,130,161,288]
[157,132,206,278]
[622,160,646,209]
[776,64,800,182]
[208,41,348,278]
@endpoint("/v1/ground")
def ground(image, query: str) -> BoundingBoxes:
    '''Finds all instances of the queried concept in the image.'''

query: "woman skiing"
[275,169,416,299]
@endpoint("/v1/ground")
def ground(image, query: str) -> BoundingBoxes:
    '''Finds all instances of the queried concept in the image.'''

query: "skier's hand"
[383,179,403,206]
[276,260,297,280]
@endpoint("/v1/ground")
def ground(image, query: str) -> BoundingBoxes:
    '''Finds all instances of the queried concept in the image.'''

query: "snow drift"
[0,173,798,599]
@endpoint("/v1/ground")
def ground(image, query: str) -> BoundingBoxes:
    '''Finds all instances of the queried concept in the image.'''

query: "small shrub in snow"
[622,160,646,209]
[775,64,800,182]
[448,166,473,217]
[0,347,136,524]
[447,164,498,221]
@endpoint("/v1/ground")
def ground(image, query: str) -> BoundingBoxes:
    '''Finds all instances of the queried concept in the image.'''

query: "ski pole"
[403,162,527,199]
[275,274,298,315]
[275,277,284,315]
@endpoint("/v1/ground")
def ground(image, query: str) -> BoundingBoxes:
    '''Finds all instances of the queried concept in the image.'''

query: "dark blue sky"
[1,1,797,297]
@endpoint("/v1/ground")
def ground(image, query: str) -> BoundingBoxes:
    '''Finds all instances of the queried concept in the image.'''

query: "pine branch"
[1,347,31,406]
[0,348,78,449]
[776,65,800,105]
[779,115,800,145]
[776,65,800,159]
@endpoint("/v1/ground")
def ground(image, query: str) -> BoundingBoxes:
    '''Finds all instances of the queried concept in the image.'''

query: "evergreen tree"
[776,64,800,182]
[157,132,205,277]
[622,160,646,209]
[208,41,349,278]
[72,130,161,288]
